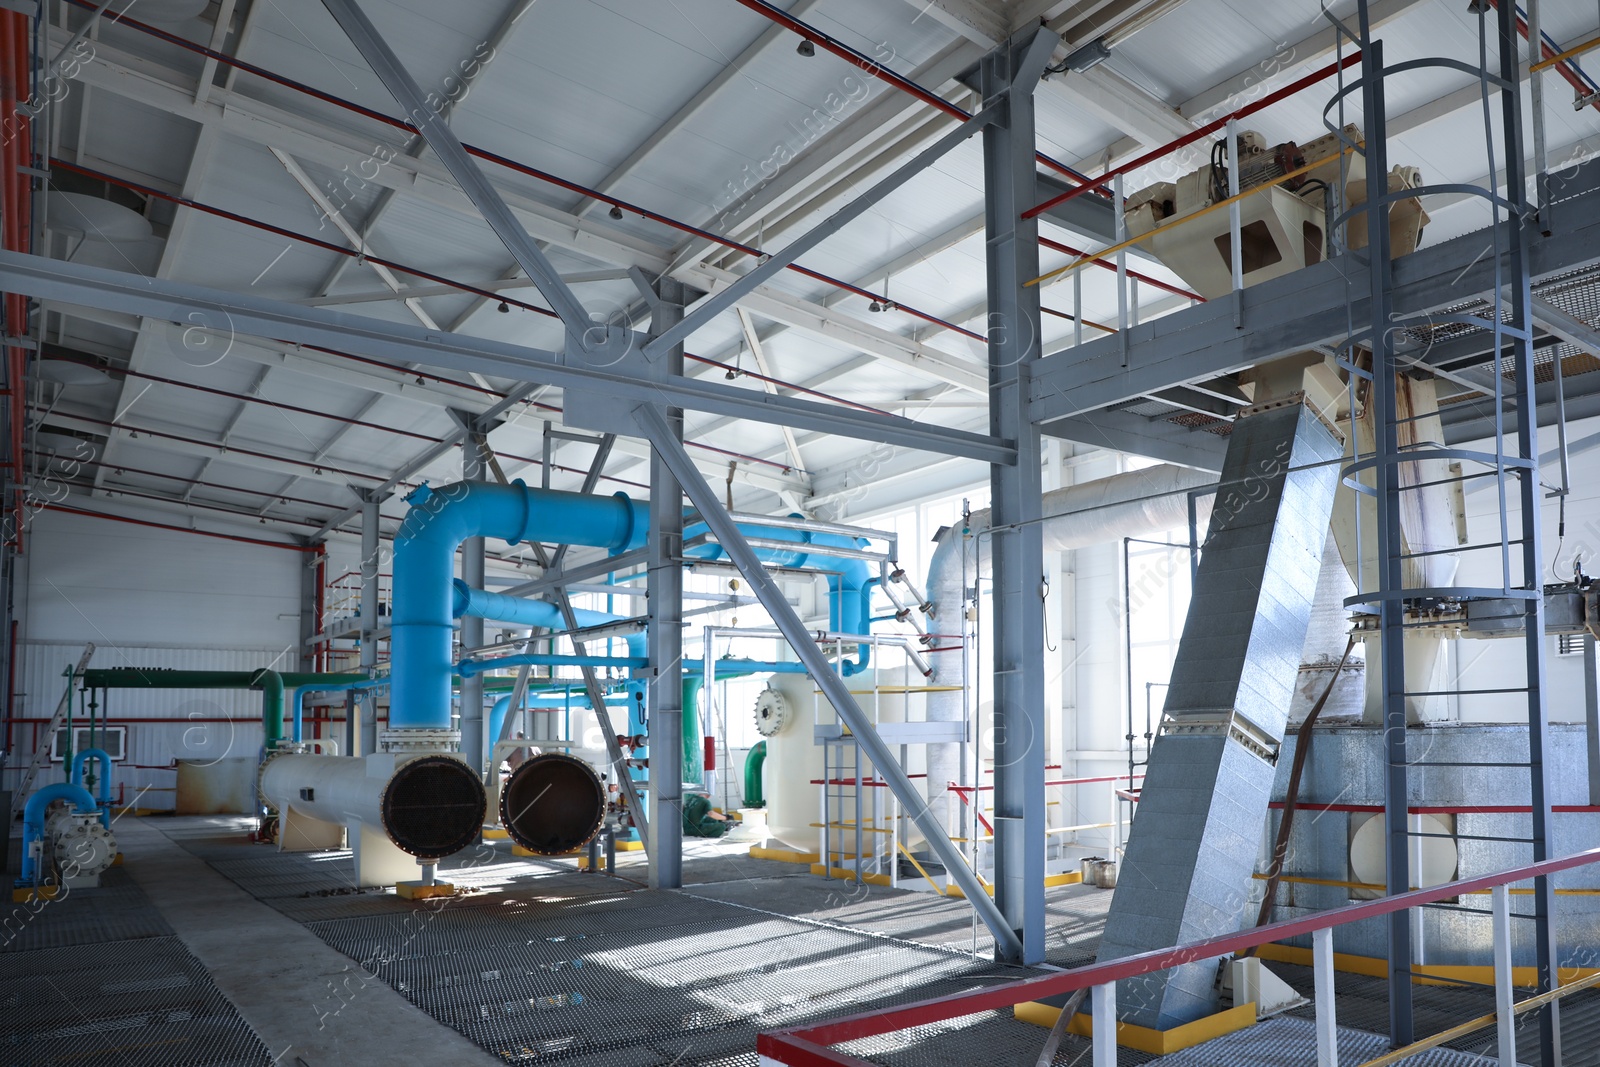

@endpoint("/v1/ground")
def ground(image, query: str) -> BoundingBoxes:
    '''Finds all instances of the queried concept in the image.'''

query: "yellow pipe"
[1532,34,1600,73]
[1355,970,1600,1067]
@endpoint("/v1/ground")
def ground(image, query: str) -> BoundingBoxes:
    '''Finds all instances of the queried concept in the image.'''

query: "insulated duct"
[922,464,1218,833]
[1095,402,1342,1029]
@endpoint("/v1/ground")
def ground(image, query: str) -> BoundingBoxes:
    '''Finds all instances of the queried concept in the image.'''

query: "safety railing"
[949,773,1144,869]
[756,847,1600,1067]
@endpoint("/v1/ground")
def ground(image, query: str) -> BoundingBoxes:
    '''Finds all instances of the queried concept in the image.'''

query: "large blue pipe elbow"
[392,481,645,730]
[69,749,113,828]
[21,782,99,884]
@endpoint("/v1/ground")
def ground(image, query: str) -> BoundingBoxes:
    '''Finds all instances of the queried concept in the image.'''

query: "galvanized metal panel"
[1097,401,1342,1029]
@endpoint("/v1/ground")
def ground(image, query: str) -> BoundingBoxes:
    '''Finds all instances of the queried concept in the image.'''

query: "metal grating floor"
[0,931,271,1066]
[142,818,1600,1066]
[1275,960,1600,1067]
[1145,1015,1519,1066]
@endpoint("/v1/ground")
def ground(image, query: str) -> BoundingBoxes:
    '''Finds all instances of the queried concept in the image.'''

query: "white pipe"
[923,464,1217,834]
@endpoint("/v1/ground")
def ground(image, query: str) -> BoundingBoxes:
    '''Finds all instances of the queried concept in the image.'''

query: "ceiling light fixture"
[609,205,624,220]
[497,301,510,313]
[797,38,816,57]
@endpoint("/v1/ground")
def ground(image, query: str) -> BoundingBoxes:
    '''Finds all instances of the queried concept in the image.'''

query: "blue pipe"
[20,782,99,885]
[487,690,634,742]
[291,679,389,743]
[682,517,875,674]
[457,653,646,678]
[392,481,645,730]
[69,749,113,828]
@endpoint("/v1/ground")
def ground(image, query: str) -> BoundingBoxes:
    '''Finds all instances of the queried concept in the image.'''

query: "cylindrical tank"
[259,752,485,860]
[762,673,824,851]
[761,668,925,854]
[500,752,607,855]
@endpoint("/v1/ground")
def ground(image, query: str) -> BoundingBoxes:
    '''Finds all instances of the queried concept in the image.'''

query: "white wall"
[23,508,303,650]
[1452,413,1600,723]
[7,507,306,808]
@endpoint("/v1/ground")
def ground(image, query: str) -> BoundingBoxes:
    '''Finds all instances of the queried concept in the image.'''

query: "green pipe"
[82,668,366,750]
[744,741,766,808]
[683,679,703,785]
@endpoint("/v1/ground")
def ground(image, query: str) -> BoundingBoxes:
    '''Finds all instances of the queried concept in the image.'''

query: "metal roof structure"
[19,0,1600,550]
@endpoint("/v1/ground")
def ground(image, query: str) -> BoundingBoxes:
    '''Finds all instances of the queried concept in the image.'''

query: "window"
[1124,534,1195,730]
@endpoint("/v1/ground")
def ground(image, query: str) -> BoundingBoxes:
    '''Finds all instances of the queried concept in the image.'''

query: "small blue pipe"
[291,679,389,743]
[457,653,647,678]
[682,517,875,675]
[20,782,99,886]
[69,749,113,828]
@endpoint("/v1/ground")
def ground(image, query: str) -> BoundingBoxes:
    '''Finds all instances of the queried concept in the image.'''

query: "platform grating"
[0,936,271,1066]
[303,886,1035,1065]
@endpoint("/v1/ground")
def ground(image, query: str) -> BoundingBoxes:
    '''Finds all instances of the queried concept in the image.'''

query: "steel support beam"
[980,26,1057,966]
[644,101,1001,357]
[631,401,1022,958]
[460,430,487,778]
[358,487,387,756]
[1039,408,1227,471]
[1494,6,1561,1058]
[647,281,687,888]
[0,251,1013,467]
[318,0,593,335]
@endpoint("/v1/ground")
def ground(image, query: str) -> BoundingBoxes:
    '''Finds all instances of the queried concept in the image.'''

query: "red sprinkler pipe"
[59,0,983,342]
[725,0,1099,189]
[1024,52,1363,219]
[1,9,30,550]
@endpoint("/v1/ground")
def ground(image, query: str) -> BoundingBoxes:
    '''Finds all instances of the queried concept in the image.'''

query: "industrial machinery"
[499,752,609,856]
[16,778,114,897]
[39,803,117,889]
[258,747,486,887]
[1124,125,1428,298]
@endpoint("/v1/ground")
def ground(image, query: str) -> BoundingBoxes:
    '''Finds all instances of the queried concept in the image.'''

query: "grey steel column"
[1588,635,1600,806]
[1496,2,1560,1058]
[1353,33,1414,1048]
[648,278,687,890]
[632,402,1023,958]
[358,488,386,756]
[980,27,1057,965]
[460,437,487,775]
[297,539,319,674]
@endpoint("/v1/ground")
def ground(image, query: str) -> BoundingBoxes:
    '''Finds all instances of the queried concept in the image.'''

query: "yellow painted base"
[111,853,124,867]
[482,827,510,840]
[1015,1000,1257,1054]
[614,839,645,852]
[749,845,821,864]
[11,885,60,903]
[946,871,1081,899]
[1254,943,1600,990]
[810,863,895,887]
[395,881,457,900]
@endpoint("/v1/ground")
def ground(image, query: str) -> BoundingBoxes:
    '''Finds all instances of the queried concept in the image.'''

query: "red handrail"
[759,846,1600,1060]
